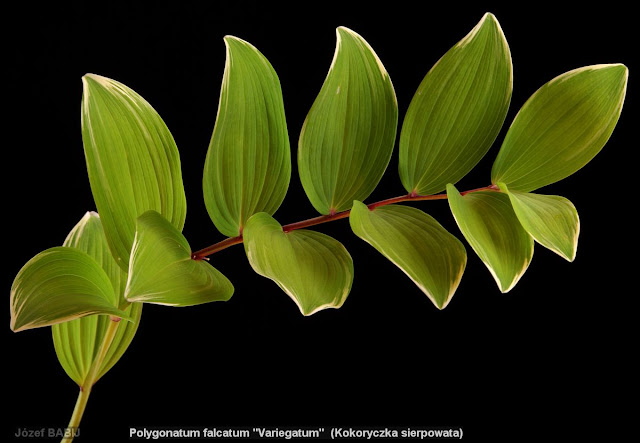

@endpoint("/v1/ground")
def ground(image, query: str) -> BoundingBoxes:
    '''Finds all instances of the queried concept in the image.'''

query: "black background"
[5,2,636,441]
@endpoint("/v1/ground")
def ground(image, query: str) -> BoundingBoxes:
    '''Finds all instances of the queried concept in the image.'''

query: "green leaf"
[10,247,130,332]
[447,184,533,292]
[62,212,128,308]
[399,13,512,196]
[53,212,142,386]
[243,212,354,315]
[81,74,187,270]
[298,26,398,214]
[125,211,234,306]
[349,201,466,309]
[491,64,628,192]
[203,36,291,237]
[499,183,579,262]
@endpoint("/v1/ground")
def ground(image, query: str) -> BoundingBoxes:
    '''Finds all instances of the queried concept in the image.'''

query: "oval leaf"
[243,212,354,315]
[203,36,291,237]
[10,247,129,332]
[298,26,398,214]
[81,74,187,270]
[349,201,466,309]
[491,64,628,192]
[447,184,533,292]
[52,212,142,386]
[399,13,512,195]
[499,183,579,262]
[125,211,234,306]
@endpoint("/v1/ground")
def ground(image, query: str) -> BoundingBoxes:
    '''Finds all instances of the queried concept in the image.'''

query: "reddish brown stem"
[191,185,499,260]
[191,235,243,260]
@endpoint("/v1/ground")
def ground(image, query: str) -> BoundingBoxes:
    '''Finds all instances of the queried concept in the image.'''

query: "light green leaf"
[10,247,130,332]
[61,212,127,308]
[203,36,291,237]
[125,211,234,306]
[298,26,398,214]
[52,212,142,386]
[81,74,187,270]
[447,184,533,292]
[491,64,628,192]
[499,183,579,262]
[399,13,512,195]
[349,201,466,309]
[243,212,354,315]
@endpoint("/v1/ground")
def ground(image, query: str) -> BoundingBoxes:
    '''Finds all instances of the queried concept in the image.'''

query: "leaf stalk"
[61,317,121,443]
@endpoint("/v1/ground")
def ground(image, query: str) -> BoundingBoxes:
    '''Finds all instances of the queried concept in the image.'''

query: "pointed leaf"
[349,201,466,309]
[52,212,142,386]
[243,213,354,315]
[125,211,234,306]
[298,26,398,214]
[447,184,533,292]
[399,13,512,195]
[499,183,579,262]
[491,64,628,192]
[81,74,187,270]
[203,36,291,237]
[10,247,130,332]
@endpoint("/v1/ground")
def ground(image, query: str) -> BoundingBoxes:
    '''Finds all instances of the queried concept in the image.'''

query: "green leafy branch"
[190,184,499,259]
[9,13,628,442]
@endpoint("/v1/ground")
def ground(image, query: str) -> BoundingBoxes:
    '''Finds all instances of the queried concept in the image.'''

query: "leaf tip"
[223,35,258,52]
[336,26,355,36]
[482,12,497,23]
[445,183,459,196]
[613,63,629,85]
[602,62,628,73]
[83,211,100,221]
[589,63,629,88]
[560,242,578,263]
[496,274,517,293]
[497,270,524,293]
[581,63,629,85]
[223,34,242,44]
[221,284,235,302]
[82,73,110,88]
[223,35,255,54]
[478,12,506,38]
[82,73,98,82]
[458,12,502,47]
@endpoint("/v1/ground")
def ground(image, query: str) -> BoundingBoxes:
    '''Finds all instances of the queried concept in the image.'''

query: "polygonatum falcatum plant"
[9,13,628,441]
